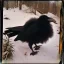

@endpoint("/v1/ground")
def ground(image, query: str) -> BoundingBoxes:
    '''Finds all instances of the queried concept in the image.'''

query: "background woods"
[3,1,62,18]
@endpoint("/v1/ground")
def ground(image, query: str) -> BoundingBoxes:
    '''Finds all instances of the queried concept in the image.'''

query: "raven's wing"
[4,18,37,38]
[6,18,37,31]
[23,18,37,29]
[14,23,39,41]
[25,24,38,36]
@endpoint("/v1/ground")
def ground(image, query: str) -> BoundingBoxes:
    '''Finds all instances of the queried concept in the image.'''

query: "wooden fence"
[3,1,62,17]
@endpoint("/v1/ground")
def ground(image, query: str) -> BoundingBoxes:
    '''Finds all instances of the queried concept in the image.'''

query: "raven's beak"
[48,18,57,24]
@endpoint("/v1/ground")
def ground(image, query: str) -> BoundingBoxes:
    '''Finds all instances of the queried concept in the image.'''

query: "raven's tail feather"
[3,30,12,35]
[3,26,23,38]
[3,29,20,38]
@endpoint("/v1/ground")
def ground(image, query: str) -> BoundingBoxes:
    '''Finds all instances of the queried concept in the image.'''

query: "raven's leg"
[34,43,41,50]
[28,43,38,55]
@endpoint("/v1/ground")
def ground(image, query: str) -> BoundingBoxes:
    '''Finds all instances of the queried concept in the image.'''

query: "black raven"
[3,15,57,55]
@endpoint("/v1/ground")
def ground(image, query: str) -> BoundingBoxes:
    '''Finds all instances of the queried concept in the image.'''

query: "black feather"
[3,15,55,55]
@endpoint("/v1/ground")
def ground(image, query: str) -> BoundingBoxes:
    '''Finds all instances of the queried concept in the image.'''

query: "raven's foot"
[34,45,41,50]
[30,51,38,55]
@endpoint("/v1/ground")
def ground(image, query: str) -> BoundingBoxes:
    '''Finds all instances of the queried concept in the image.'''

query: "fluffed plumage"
[3,15,57,55]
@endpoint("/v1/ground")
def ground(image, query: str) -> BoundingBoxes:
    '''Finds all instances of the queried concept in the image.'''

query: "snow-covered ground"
[2,5,60,63]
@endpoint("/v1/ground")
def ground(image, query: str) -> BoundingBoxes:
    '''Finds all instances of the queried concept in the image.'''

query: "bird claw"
[30,51,38,55]
[34,46,40,50]
[34,45,41,50]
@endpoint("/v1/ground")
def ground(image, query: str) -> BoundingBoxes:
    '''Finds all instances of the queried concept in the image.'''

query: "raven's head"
[39,15,50,20]
[38,15,57,24]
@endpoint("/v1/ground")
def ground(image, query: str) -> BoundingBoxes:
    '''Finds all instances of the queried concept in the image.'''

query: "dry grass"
[2,35,14,60]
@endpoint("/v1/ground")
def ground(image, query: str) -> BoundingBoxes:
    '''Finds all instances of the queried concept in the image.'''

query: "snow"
[3,5,60,63]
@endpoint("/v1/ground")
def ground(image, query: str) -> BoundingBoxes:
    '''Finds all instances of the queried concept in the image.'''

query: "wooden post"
[16,1,18,7]
[6,1,8,10]
[34,2,36,15]
[19,1,23,10]
[19,1,21,10]
[32,1,36,15]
